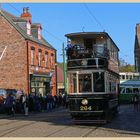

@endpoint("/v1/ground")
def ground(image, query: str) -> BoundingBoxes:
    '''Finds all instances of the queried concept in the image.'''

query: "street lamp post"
[62,43,67,93]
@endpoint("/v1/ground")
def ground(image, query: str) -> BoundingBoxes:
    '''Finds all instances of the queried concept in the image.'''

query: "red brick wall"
[27,41,57,95]
[0,15,28,93]
[0,14,57,95]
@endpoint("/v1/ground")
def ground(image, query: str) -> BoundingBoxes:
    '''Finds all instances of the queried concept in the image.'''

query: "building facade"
[57,66,64,94]
[0,8,57,96]
[134,23,140,72]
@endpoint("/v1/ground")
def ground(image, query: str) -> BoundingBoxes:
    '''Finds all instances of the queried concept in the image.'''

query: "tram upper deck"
[65,32,119,74]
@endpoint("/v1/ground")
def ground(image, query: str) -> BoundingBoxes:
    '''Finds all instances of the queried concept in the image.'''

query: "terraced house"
[0,7,57,96]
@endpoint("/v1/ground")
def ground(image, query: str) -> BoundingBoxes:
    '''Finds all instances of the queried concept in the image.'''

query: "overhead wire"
[7,3,63,43]
[83,4,132,64]
[83,3,105,32]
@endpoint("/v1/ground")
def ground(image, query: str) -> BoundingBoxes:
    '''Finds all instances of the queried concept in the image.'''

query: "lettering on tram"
[65,32,120,123]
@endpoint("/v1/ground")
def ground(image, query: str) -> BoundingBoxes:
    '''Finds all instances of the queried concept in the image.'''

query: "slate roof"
[0,9,55,50]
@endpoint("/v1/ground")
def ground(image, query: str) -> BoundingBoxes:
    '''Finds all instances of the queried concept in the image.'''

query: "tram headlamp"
[81,99,88,105]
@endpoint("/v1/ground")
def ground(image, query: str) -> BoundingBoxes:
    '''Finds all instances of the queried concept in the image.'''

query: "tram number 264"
[80,106,92,111]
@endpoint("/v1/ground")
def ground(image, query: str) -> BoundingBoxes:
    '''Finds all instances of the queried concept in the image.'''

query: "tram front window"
[79,74,92,93]
[93,72,105,92]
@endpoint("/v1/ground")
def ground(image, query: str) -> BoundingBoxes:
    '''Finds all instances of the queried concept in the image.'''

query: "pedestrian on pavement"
[24,95,29,116]
[4,92,14,115]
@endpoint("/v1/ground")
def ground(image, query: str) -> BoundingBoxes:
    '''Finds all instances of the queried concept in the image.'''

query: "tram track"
[0,119,20,126]
[82,126,98,137]
[44,126,69,137]
[99,127,140,136]
[0,120,37,137]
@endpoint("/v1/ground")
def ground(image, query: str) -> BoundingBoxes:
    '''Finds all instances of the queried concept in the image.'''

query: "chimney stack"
[21,7,32,23]
[136,23,140,35]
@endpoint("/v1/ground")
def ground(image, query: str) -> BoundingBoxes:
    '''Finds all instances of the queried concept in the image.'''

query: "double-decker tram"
[65,32,120,123]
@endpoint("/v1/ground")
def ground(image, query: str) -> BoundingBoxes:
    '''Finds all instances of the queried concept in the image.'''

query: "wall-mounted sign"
[31,76,50,82]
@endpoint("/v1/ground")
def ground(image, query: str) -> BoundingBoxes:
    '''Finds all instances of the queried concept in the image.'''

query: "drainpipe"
[26,40,30,95]
[54,49,57,95]
[62,43,67,93]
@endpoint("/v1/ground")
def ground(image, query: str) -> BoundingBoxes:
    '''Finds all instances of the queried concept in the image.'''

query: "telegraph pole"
[62,42,67,93]
[0,3,2,11]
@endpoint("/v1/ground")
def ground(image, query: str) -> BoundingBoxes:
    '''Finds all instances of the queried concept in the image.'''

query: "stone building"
[0,8,57,96]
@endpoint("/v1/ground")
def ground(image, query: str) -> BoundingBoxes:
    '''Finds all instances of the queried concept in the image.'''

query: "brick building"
[134,23,140,72]
[57,66,64,94]
[0,8,57,96]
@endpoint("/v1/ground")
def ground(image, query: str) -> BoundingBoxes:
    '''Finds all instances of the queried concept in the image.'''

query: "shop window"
[50,54,54,68]
[31,47,35,65]
[38,49,42,66]
[45,51,48,67]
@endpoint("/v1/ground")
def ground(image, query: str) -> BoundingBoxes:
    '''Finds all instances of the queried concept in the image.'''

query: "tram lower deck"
[67,70,119,123]
[68,93,118,122]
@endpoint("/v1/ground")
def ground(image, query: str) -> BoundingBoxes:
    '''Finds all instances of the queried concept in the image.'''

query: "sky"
[2,3,140,64]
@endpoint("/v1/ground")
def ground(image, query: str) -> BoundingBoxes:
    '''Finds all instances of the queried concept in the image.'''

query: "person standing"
[24,95,29,116]
[4,93,14,115]
[65,40,72,59]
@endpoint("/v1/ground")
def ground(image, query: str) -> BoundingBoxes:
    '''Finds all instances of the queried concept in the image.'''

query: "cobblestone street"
[0,105,140,137]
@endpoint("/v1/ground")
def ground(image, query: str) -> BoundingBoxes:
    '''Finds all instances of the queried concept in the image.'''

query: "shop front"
[30,74,51,96]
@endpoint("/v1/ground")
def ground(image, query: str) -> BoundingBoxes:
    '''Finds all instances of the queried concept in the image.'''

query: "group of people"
[0,90,68,116]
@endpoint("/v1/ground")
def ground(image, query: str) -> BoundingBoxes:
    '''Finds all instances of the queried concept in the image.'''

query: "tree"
[119,58,135,72]
[119,64,135,72]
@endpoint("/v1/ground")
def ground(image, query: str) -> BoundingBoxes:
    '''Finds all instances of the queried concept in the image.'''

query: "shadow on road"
[102,104,140,134]
[0,105,140,135]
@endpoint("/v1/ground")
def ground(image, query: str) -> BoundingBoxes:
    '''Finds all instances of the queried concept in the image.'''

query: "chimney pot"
[21,7,32,23]
[23,7,29,14]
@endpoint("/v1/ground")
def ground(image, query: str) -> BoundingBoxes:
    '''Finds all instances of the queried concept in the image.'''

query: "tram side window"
[133,88,139,94]
[79,74,92,92]
[126,88,133,94]
[93,72,105,92]
[121,75,125,80]
[73,74,77,93]
[120,88,125,94]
